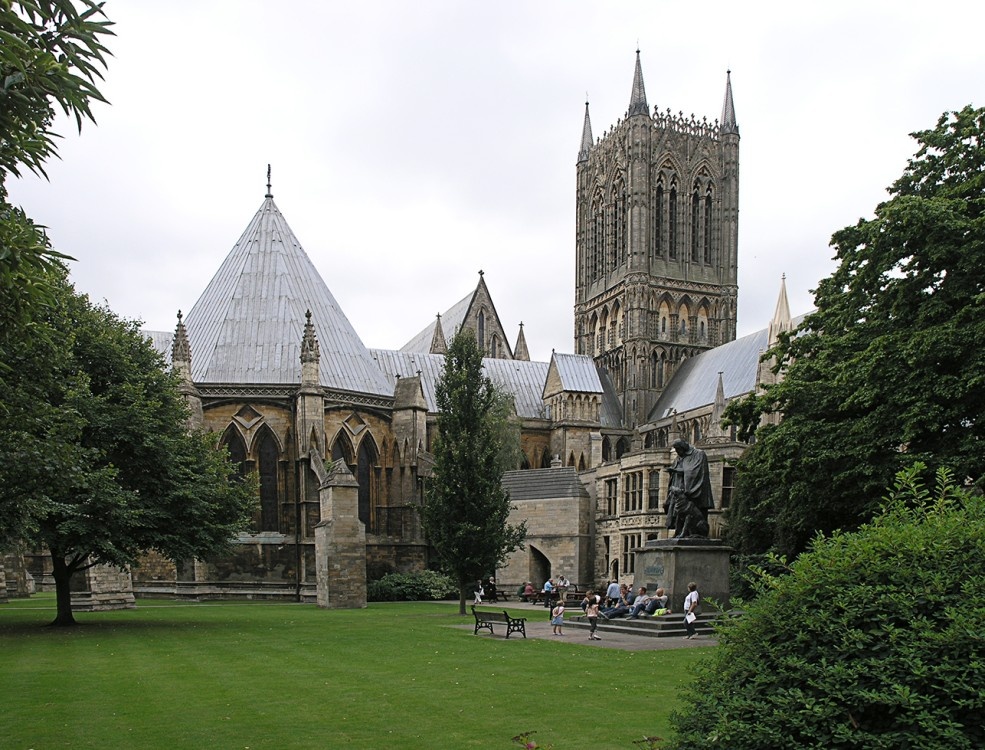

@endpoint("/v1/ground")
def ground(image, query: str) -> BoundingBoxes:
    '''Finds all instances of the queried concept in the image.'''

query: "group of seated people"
[596,584,671,619]
[517,577,570,607]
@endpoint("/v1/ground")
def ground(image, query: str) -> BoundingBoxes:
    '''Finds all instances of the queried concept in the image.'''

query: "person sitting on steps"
[600,584,635,619]
[624,586,652,619]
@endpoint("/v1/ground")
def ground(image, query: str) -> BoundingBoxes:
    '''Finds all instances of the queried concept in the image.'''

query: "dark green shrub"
[728,552,791,601]
[367,570,457,602]
[669,465,985,749]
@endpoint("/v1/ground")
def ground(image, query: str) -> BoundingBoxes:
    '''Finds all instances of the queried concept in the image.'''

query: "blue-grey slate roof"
[501,466,589,501]
[182,197,392,395]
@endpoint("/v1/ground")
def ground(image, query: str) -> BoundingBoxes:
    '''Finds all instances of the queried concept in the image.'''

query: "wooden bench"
[470,606,527,639]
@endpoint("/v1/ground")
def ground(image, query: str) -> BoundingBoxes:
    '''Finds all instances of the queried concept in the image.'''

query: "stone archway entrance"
[529,545,551,588]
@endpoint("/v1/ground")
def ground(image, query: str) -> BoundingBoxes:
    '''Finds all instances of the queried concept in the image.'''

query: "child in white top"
[551,602,566,635]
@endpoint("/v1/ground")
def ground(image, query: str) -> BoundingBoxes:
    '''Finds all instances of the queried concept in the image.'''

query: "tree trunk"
[458,582,467,616]
[49,553,77,627]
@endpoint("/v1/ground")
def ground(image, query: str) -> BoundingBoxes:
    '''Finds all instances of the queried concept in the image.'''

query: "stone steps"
[564,612,721,638]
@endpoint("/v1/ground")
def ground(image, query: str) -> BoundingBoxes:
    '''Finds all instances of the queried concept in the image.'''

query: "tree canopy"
[669,465,985,749]
[0,265,256,625]
[724,105,985,558]
[420,329,525,613]
[0,0,113,334]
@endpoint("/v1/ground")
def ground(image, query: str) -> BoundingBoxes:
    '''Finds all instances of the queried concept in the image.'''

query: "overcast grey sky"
[9,1,985,362]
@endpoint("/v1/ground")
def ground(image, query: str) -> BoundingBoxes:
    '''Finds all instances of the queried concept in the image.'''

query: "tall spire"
[577,100,593,163]
[627,48,649,117]
[513,322,530,361]
[265,163,273,198]
[429,313,448,355]
[707,371,729,441]
[720,70,738,135]
[768,274,792,346]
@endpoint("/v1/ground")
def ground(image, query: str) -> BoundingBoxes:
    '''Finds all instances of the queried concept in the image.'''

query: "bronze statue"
[665,439,713,538]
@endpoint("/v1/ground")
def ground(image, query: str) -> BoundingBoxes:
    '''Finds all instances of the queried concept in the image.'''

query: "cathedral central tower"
[574,52,740,427]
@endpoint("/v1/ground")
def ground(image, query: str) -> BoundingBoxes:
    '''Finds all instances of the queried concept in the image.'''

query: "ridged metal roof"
[648,328,768,421]
[552,352,604,393]
[400,292,471,353]
[145,330,175,360]
[596,366,624,428]
[371,349,550,419]
[183,196,392,395]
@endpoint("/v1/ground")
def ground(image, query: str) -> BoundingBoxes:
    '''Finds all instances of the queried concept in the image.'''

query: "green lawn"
[1,595,707,749]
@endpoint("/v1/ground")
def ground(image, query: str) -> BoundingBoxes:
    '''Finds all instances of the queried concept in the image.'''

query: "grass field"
[0,595,707,749]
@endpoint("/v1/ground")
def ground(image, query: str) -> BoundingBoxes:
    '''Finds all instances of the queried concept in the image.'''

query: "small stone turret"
[171,311,203,428]
[300,309,321,388]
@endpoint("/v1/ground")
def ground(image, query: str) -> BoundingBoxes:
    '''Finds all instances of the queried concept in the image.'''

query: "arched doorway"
[529,545,551,590]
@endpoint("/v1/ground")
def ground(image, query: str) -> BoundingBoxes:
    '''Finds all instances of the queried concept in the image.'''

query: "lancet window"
[691,190,701,262]
[669,186,678,260]
[704,190,713,264]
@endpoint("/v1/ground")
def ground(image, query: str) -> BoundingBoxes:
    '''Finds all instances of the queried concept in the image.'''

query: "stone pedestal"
[634,538,732,611]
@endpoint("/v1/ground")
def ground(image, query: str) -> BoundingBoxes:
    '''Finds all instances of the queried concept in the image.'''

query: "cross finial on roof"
[177,309,183,323]
[265,164,273,198]
[478,269,484,277]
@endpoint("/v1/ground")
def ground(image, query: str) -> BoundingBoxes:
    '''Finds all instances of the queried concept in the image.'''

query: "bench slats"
[470,606,527,639]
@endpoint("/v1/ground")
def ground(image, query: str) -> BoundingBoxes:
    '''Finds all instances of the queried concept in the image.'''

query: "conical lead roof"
[184,194,392,395]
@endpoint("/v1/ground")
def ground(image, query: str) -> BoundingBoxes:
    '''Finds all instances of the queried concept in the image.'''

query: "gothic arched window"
[331,432,353,465]
[477,310,485,352]
[704,190,713,264]
[356,436,378,528]
[614,181,627,268]
[221,428,248,479]
[653,183,664,259]
[256,427,280,532]
[669,186,678,260]
[691,190,700,262]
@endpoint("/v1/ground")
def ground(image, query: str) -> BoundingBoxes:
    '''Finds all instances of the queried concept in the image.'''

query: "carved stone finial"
[172,310,191,364]
[301,309,320,364]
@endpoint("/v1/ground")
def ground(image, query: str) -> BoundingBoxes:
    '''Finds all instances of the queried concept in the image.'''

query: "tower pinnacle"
[627,49,649,117]
[720,70,739,135]
[577,100,593,163]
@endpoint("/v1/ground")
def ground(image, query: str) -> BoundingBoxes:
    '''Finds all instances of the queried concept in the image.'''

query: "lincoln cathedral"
[5,52,797,607]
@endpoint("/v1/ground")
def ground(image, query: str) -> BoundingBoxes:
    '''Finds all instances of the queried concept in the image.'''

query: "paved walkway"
[467,599,717,652]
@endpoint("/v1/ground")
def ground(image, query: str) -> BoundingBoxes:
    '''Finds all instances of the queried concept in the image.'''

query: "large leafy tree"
[725,106,985,558]
[0,265,257,626]
[0,0,113,334]
[421,329,526,614]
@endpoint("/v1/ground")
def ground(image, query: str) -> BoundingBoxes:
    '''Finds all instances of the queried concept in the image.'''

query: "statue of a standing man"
[665,439,714,538]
